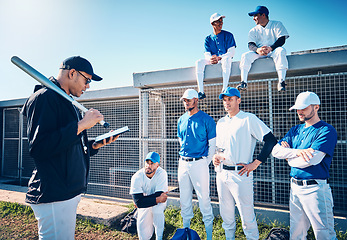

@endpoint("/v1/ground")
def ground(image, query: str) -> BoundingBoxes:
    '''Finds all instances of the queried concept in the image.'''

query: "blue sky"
[0,0,346,101]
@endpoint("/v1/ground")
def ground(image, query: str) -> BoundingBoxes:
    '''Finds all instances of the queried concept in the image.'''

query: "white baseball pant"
[239,47,288,83]
[290,179,336,240]
[30,194,81,240]
[137,202,166,240]
[216,170,259,240]
[195,56,232,93]
[178,157,214,240]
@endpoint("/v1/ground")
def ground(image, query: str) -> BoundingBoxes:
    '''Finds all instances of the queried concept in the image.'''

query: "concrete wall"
[133,49,347,88]
[0,86,139,108]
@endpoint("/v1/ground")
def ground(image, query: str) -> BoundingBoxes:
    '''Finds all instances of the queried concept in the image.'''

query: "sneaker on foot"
[198,92,206,100]
[236,81,247,91]
[277,81,286,92]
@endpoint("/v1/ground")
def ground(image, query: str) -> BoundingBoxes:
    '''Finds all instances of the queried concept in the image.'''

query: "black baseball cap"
[60,56,102,81]
[248,6,269,16]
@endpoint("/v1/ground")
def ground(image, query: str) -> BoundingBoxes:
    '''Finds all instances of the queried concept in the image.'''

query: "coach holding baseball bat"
[20,56,118,239]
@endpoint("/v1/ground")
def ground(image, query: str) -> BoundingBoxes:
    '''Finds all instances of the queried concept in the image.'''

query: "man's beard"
[184,106,195,112]
[299,107,315,122]
[145,168,154,175]
[303,114,314,122]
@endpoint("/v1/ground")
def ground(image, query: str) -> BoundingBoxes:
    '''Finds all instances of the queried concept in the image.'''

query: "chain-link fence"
[1,72,346,215]
[138,72,347,215]
[1,98,140,200]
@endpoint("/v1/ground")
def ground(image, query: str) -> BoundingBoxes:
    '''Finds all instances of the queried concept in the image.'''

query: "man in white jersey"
[130,152,168,240]
[213,87,277,240]
[238,6,289,92]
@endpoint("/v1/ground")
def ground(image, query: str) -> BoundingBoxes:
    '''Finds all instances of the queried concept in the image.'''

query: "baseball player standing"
[22,56,118,239]
[271,91,337,239]
[130,152,168,240]
[177,89,216,240]
[195,13,236,99]
[213,87,277,240]
[238,6,289,92]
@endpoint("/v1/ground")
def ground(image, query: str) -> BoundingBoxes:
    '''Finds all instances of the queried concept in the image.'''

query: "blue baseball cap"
[219,87,241,99]
[145,152,160,163]
[60,56,102,81]
[248,6,269,16]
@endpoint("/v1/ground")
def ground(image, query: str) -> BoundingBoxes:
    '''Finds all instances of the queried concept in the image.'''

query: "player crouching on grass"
[130,152,168,240]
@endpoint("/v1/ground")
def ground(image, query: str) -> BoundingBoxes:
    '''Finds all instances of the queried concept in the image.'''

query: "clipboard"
[95,126,129,143]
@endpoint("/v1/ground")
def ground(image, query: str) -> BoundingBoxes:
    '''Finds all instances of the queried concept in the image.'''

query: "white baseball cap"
[210,13,225,24]
[289,91,320,111]
[180,89,198,101]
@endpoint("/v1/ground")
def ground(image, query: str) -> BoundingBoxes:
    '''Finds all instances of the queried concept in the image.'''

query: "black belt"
[291,178,321,186]
[222,165,242,171]
[180,156,203,162]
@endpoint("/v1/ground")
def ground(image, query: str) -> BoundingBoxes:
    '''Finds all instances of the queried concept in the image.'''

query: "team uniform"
[239,20,289,84]
[130,166,168,240]
[274,121,337,240]
[177,110,216,240]
[196,30,236,93]
[215,111,271,240]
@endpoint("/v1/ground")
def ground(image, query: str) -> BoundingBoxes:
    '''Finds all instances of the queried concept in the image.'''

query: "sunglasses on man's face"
[77,70,92,85]
[213,18,223,25]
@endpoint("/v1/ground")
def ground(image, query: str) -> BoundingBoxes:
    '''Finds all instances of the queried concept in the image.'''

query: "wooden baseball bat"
[11,56,109,128]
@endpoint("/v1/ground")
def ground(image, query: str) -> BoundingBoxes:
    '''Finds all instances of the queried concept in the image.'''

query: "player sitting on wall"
[195,13,236,100]
[238,6,289,92]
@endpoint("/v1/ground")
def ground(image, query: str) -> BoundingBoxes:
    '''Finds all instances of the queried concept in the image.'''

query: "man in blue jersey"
[195,13,237,99]
[177,89,216,240]
[272,91,338,239]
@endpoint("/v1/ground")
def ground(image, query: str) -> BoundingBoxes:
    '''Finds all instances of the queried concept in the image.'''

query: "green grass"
[0,201,34,218]
[1,201,346,239]
[163,206,269,239]
[149,205,347,240]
